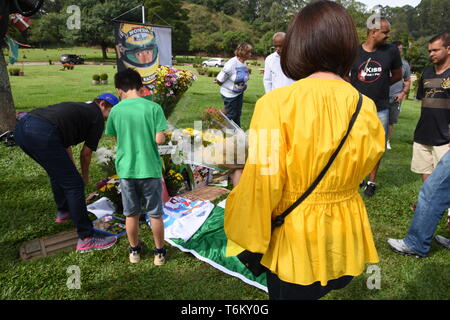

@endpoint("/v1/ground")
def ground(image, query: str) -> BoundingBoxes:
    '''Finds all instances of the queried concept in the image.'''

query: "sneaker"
[435,235,450,251]
[363,182,376,197]
[387,238,425,258]
[153,247,167,266]
[129,243,143,264]
[387,140,392,150]
[55,211,71,223]
[410,204,417,212]
[76,235,117,253]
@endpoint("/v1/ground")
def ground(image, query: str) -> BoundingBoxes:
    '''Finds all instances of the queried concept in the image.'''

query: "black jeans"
[267,271,354,300]
[14,115,94,239]
[222,93,243,127]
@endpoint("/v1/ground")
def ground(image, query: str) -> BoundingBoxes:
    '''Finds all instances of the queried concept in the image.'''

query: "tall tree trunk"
[101,45,108,60]
[0,49,16,133]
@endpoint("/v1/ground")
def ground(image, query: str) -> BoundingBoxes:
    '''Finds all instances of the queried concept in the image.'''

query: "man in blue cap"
[14,93,120,252]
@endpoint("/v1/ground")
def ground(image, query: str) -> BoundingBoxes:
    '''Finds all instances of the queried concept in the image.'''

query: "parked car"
[60,54,84,65]
[202,58,225,67]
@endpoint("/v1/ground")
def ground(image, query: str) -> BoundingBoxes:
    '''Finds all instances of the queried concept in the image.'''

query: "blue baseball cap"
[97,93,119,106]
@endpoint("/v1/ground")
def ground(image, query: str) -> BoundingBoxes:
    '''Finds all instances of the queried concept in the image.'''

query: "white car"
[202,58,225,67]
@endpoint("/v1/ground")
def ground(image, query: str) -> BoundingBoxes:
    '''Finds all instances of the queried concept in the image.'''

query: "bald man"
[263,32,294,93]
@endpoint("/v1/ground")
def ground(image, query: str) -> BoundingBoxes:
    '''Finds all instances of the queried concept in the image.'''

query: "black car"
[60,54,84,65]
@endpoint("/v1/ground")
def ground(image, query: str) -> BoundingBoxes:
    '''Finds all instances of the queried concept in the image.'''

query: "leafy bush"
[207,69,219,77]
[195,66,208,76]
[100,73,108,81]
[92,74,100,81]
[8,68,20,76]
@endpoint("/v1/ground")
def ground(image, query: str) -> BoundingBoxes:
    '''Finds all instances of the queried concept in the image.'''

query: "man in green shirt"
[106,68,168,265]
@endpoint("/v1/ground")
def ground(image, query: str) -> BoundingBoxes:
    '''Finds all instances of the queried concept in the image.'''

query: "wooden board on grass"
[180,186,229,202]
[19,230,78,261]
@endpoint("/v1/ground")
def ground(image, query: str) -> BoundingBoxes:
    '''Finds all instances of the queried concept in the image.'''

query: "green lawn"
[1,63,449,300]
[12,46,116,63]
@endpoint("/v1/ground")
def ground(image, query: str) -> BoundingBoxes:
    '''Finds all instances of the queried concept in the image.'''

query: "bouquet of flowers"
[145,66,197,118]
[169,108,248,171]
[95,147,116,177]
[96,175,122,212]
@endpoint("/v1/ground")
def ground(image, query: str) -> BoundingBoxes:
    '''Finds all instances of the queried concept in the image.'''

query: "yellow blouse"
[224,78,385,286]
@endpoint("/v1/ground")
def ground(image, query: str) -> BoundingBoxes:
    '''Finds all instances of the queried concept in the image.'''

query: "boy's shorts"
[411,142,450,174]
[388,101,401,125]
[120,178,164,218]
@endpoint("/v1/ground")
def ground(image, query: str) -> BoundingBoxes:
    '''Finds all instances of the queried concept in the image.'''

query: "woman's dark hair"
[114,68,143,91]
[281,0,358,80]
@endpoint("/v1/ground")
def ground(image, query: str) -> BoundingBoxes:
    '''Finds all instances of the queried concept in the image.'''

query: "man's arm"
[156,131,166,145]
[389,68,402,85]
[66,147,75,164]
[263,57,272,93]
[80,144,93,185]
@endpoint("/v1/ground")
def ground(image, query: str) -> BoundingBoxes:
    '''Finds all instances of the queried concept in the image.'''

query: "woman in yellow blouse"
[224,0,386,300]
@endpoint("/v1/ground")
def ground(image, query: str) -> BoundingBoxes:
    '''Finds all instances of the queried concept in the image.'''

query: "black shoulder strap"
[272,92,363,228]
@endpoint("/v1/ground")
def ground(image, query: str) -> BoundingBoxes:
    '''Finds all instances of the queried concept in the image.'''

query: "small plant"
[62,63,74,70]
[92,74,100,85]
[100,73,108,85]
[195,67,208,76]
[8,68,20,76]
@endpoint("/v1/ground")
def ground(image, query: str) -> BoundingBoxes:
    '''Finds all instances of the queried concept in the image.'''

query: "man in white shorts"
[411,33,450,183]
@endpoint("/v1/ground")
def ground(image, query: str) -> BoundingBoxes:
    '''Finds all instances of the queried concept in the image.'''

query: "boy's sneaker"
[363,182,377,197]
[55,211,71,223]
[129,243,143,264]
[387,140,392,150]
[154,247,167,266]
[387,238,425,258]
[76,235,117,253]
[435,235,450,251]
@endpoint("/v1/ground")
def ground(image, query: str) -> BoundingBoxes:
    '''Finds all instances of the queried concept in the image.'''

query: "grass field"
[1,61,450,300]
[14,46,116,63]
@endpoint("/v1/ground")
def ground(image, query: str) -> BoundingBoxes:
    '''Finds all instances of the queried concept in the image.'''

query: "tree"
[28,12,68,46]
[69,0,142,59]
[0,49,16,133]
[144,0,191,54]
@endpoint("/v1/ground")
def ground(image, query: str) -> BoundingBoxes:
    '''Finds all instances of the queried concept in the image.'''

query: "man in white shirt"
[263,32,295,93]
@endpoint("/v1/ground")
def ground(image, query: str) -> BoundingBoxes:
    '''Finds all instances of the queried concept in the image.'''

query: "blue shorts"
[377,109,389,143]
[120,178,164,218]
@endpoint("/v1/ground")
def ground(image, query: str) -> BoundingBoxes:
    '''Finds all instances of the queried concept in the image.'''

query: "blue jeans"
[377,108,389,143]
[14,115,94,239]
[222,93,243,127]
[404,150,450,256]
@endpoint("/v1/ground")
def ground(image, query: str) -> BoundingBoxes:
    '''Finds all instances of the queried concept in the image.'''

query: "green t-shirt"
[105,97,167,179]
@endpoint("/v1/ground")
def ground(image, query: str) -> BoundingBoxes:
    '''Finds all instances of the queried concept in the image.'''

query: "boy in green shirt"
[106,68,168,264]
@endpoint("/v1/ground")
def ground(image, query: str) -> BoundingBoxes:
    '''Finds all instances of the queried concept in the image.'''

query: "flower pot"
[92,80,100,85]
[101,80,108,85]
[167,189,179,197]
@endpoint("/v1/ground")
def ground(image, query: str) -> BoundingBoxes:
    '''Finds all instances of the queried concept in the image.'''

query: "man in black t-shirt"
[411,32,450,183]
[14,93,120,252]
[350,17,403,197]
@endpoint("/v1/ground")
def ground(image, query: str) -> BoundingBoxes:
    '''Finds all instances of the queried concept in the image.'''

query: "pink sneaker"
[55,211,71,223]
[76,235,117,253]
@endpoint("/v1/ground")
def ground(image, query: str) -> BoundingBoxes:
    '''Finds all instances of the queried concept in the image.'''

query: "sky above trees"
[359,0,420,8]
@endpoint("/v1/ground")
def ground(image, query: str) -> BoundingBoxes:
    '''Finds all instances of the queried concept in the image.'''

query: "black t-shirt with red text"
[350,44,402,111]
[29,102,104,151]
[414,66,450,146]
